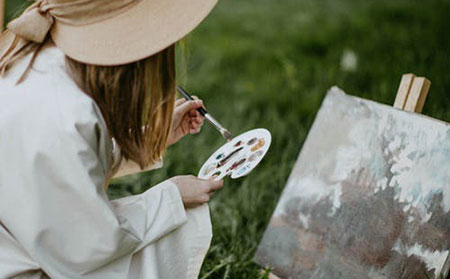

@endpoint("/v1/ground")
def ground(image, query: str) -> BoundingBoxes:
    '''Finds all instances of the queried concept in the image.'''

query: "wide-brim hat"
[50,0,218,65]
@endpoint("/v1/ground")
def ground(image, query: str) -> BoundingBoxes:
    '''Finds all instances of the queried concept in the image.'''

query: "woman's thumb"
[209,178,224,190]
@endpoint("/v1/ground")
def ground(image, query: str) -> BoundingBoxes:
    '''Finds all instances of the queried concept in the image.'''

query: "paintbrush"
[176,86,233,141]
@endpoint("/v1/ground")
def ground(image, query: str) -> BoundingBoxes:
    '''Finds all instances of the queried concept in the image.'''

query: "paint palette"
[198,128,271,180]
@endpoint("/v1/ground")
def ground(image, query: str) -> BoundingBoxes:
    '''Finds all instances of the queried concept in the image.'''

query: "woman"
[0,0,222,278]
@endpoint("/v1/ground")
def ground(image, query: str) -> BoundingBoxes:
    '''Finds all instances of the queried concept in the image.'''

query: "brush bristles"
[222,130,233,141]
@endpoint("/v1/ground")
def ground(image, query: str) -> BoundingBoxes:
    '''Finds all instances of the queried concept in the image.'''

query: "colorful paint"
[215,153,224,160]
[202,163,216,176]
[198,128,272,180]
[254,87,450,279]
[236,164,251,176]
[217,147,244,167]
[251,138,265,151]
[247,138,257,145]
[249,150,263,162]
[227,158,246,172]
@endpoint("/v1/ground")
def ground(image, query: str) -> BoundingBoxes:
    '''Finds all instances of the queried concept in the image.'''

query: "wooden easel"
[263,73,431,279]
[393,73,431,112]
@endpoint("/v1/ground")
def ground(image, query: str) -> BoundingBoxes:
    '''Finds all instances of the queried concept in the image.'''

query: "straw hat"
[52,0,218,65]
[2,0,218,67]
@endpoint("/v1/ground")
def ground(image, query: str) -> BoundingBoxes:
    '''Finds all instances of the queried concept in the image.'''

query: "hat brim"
[50,0,218,65]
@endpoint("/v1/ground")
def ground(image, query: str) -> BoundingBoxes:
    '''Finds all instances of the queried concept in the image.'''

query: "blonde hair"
[66,45,176,169]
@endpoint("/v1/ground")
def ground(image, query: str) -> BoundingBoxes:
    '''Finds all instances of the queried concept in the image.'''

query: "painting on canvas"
[254,87,450,279]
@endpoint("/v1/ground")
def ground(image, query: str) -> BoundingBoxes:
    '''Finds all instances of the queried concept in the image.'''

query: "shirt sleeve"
[2,100,187,278]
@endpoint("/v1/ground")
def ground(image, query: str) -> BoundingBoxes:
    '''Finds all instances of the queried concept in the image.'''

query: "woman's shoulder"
[3,44,104,125]
[0,43,110,149]
[0,43,113,171]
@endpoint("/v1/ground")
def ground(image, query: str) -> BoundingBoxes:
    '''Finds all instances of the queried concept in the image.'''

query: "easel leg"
[404,77,431,113]
[394,73,431,113]
[394,73,415,109]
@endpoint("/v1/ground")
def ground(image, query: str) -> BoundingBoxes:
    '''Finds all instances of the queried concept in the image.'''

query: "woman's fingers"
[190,95,208,112]
[176,95,205,126]
[170,175,225,208]
[209,178,224,191]
[190,114,204,125]
[190,118,203,128]
[199,178,223,201]
[189,121,203,134]
[189,109,203,118]
[189,114,204,134]
[175,98,186,107]
[176,94,206,110]
[176,100,203,117]
[190,117,204,129]
[205,179,222,197]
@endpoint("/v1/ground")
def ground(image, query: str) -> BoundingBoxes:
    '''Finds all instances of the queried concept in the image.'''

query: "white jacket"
[0,43,212,279]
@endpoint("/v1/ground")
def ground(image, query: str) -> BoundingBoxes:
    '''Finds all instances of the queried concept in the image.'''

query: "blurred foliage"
[5,0,450,278]
[4,0,30,24]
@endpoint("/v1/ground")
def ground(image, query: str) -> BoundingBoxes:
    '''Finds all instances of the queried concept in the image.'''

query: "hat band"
[0,0,142,80]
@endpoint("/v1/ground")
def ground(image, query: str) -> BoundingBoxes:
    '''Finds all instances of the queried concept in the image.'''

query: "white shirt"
[0,43,212,279]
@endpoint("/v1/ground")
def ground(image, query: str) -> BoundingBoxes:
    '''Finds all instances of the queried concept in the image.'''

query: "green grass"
[111,0,450,278]
[5,0,450,278]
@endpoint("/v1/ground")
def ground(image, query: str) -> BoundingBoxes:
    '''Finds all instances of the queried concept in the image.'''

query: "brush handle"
[176,86,208,116]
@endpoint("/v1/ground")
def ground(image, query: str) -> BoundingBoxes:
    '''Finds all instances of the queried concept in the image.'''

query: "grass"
[110,0,450,278]
[5,0,450,278]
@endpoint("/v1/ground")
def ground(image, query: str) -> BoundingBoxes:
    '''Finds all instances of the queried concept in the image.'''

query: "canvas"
[254,87,450,279]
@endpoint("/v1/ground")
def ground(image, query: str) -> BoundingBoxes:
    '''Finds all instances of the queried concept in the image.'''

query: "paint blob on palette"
[198,128,271,180]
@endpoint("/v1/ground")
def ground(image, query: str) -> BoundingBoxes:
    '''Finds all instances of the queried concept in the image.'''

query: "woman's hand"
[170,175,224,208]
[167,97,205,147]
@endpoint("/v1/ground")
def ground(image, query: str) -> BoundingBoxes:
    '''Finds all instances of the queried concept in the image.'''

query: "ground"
[110,0,449,278]
[5,0,450,278]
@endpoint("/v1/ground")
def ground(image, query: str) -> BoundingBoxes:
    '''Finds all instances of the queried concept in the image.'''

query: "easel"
[263,73,431,279]
[393,73,431,112]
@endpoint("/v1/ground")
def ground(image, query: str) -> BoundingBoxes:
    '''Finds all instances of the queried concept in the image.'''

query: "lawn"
[5,0,450,278]
[112,0,450,277]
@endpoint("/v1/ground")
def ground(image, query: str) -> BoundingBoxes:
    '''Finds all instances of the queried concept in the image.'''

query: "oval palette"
[198,128,271,180]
